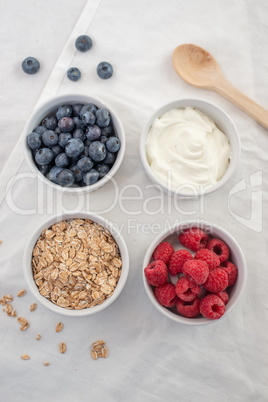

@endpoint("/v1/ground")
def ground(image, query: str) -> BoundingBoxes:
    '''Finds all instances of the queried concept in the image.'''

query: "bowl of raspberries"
[24,94,125,192]
[143,220,247,325]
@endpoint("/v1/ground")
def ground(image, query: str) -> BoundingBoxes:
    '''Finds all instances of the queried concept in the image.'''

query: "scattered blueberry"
[97,62,113,79]
[67,67,81,82]
[73,104,84,117]
[103,151,116,165]
[96,108,110,127]
[57,169,75,187]
[47,166,63,183]
[80,145,89,158]
[27,132,42,150]
[56,105,72,120]
[85,125,101,141]
[100,135,108,144]
[22,57,40,75]
[42,115,58,130]
[55,153,70,168]
[35,148,54,165]
[73,117,85,130]
[70,165,83,182]
[81,111,95,126]
[106,136,121,153]
[75,35,93,52]
[73,128,85,141]
[85,139,92,147]
[96,163,110,178]
[83,169,99,186]
[88,141,106,162]
[42,130,58,147]
[58,132,72,148]
[58,117,75,132]
[65,138,84,159]
[33,126,46,135]
[77,157,94,172]
[51,144,63,156]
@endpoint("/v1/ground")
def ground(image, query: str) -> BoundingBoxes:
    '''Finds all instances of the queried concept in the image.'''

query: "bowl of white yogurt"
[140,99,240,197]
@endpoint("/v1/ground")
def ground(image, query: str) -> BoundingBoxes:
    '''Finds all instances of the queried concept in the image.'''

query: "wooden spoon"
[172,44,268,129]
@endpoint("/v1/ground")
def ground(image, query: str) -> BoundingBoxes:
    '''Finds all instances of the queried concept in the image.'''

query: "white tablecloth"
[0,1,267,401]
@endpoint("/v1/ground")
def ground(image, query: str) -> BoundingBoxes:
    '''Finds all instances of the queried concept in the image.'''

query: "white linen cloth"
[0,0,267,401]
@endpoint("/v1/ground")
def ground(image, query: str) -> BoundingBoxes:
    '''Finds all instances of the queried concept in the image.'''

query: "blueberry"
[85,139,92,146]
[80,104,97,118]
[75,35,93,52]
[55,127,61,135]
[88,141,106,162]
[65,138,84,158]
[57,169,75,187]
[67,67,81,82]
[100,135,107,144]
[27,132,42,149]
[42,130,58,147]
[56,105,72,120]
[77,157,94,172]
[21,57,40,74]
[73,117,85,130]
[103,151,116,165]
[97,62,113,79]
[58,132,72,148]
[47,166,63,183]
[35,148,54,165]
[83,169,99,186]
[85,125,101,141]
[38,164,51,176]
[95,108,110,127]
[73,128,85,141]
[96,163,111,179]
[51,144,63,156]
[73,104,84,117]
[58,117,75,132]
[55,153,70,168]
[33,126,46,135]
[42,115,58,130]
[81,111,95,126]
[70,165,83,182]
[80,145,89,158]
[106,136,121,153]
[101,126,113,137]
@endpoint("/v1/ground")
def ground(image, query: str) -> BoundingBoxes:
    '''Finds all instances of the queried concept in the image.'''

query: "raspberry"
[144,260,168,287]
[209,291,229,305]
[206,238,230,263]
[200,294,225,319]
[203,267,228,293]
[168,249,192,276]
[179,227,209,252]
[152,242,174,265]
[220,261,238,286]
[194,249,220,270]
[154,283,177,307]
[182,259,209,285]
[176,297,200,318]
[175,276,201,302]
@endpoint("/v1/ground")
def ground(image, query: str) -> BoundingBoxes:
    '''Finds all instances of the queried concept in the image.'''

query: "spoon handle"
[214,77,268,129]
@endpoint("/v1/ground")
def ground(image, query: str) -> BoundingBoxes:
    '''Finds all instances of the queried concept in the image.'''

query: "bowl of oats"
[23,211,129,316]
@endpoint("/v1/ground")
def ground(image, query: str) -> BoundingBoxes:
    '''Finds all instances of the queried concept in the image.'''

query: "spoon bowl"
[172,44,268,129]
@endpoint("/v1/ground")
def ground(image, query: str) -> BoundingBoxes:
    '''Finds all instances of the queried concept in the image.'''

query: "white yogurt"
[146,107,231,192]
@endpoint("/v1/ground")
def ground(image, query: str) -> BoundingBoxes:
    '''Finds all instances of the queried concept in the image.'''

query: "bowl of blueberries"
[24,93,125,193]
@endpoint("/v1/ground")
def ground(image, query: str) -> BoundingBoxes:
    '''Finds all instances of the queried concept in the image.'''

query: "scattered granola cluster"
[32,218,122,310]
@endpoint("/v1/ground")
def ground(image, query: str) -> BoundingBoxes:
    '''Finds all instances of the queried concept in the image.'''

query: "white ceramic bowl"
[23,211,129,316]
[23,93,125,194]
[140,98,240,197]
[143,220,247,325]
